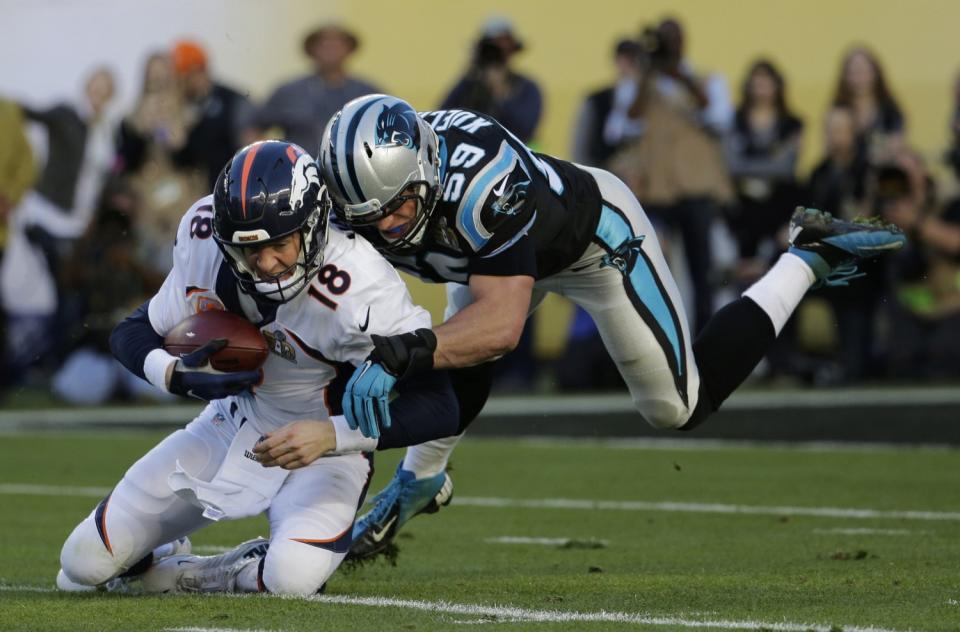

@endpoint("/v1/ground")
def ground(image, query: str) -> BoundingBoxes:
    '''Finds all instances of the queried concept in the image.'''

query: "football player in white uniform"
[317,95,907,561]
[56,141,458,595]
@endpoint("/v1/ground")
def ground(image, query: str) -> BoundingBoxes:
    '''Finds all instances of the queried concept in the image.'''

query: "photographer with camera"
[872,149,960,378]
[440,17,543,143]
[439,16,544,392]
[609,17,734,333]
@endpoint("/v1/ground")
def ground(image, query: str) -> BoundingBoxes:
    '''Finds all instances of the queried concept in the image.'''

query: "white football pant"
[404,166,700,478]
[59,403,370,595]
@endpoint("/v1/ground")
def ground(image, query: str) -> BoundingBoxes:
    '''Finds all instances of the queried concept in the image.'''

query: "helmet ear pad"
[212,141,331,303]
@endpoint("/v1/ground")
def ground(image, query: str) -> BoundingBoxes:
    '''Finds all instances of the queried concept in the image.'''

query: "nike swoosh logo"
[492,175,509,197]
[369,515,398,543]
[359,306,371,332]
[354,360,373,382]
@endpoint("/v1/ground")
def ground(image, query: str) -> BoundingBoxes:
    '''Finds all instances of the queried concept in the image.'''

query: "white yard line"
[0,584,909,632]
[165,628,278,632]
[292,593,907,632]
[485,536,609,546]
[510,436,957,453]
[2,482,959,522]
[812,527,930,536]
[485,536,600,546]
[0,483,111,497]
[0,583,56,593]
[453,496,960,522]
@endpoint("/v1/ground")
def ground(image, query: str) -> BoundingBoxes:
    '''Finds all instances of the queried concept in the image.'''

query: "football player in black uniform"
[318,94,906,560]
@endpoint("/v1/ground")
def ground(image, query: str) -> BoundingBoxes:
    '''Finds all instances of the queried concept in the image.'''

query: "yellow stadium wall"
[276,0,960,358]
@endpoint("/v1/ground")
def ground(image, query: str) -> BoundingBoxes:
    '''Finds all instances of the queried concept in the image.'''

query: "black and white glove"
[168,339,260,401]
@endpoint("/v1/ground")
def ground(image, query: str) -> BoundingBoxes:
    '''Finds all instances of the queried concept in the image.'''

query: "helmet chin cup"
[252,264,308,302]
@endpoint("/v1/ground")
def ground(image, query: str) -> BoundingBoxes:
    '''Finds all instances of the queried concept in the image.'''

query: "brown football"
[164,310,269,372]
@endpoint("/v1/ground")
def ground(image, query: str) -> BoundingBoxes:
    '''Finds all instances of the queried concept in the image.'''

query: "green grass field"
[1,430,958,631]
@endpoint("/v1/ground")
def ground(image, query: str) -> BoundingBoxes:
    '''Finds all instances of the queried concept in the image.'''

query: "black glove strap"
[168,363,192,399]
[370,328,437,380]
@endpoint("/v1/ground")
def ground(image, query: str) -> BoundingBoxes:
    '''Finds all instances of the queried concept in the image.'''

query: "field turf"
[1,430,958,631]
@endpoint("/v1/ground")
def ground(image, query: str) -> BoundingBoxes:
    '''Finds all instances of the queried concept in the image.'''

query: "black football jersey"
[380,109,602,284]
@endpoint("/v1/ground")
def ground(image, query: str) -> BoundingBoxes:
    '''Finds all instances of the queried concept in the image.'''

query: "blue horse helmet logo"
[375,103,420,150]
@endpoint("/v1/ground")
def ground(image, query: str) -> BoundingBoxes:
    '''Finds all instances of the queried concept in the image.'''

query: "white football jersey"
[147,195,431,433]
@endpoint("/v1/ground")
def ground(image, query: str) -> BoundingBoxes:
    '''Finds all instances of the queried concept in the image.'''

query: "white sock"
[402,434,464,479]
[742,252,815,335]
[235,561,261,593]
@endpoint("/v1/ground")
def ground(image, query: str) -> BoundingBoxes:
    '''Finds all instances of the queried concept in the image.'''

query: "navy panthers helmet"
[318,94,443,255]
[213,140,330,303]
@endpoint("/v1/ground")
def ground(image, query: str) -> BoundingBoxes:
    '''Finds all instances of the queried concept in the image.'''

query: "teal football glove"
[343,329,437,439]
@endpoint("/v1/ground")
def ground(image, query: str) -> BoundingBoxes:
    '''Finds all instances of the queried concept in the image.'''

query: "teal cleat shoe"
[787,206,906,287]
[348,465,453,562]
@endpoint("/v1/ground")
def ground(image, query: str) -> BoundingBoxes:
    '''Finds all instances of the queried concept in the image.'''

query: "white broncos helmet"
[319,94,443,254]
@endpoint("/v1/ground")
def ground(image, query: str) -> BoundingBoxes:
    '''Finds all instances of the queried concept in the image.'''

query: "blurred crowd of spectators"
[2,16,960,406]
[565,18,960,391]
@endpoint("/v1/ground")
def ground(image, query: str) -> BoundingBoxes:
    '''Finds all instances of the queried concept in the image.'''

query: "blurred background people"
[440,16,546,392]
[611,17,734,332]
[795,48,909,384]
[0,67,117,384]
[805,106,868,220]
[562,38,645,391]
[724,59,804,284]
[169,40,255,190]
[571,38,644,168]
[250,23,379,153]
[52,178,170,404]
[832,46,906,165]
[1,11,958,398]
[0,98,37,395]
[116,50,203,276]
[116,51,187,178]
[882,148,960,379]
[440,16,543,144]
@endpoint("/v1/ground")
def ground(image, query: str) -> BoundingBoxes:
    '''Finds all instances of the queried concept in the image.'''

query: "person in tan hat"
[249,23,379,153]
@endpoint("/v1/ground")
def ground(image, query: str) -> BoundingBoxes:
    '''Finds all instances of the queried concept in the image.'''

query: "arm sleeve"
[376,369,459,450]
[109,300,164,380]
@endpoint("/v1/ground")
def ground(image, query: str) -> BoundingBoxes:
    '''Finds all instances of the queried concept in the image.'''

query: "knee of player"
[59,522,124,586]
[260,542,339,596]
[635,397,691,430]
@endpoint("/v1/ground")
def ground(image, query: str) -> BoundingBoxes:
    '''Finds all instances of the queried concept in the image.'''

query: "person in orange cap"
[170,39,255,189]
